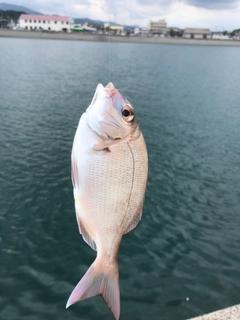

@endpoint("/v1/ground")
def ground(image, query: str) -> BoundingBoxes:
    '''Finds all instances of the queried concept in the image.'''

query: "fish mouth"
[105,83,118,99]
[87,83,124,140]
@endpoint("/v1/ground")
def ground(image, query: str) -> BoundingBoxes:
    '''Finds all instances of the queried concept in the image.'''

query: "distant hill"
[0,10,26,24]
[74,17,135,30]
[0,2,42,14]
[168,27,183,31]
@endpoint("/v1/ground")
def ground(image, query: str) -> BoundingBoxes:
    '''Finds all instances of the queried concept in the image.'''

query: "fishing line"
[108,13,111,82]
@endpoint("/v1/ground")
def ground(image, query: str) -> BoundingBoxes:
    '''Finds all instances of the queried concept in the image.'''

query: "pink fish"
[66,83,148,319]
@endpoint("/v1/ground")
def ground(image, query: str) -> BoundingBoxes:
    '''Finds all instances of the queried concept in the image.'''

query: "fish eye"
[122,109,130,117]
[121,106,134,123]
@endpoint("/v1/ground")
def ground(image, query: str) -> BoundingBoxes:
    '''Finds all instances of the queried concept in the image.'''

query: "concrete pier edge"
[187,303,240,320]
[1,29,240,46]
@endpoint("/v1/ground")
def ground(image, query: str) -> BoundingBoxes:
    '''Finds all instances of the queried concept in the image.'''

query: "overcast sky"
[3,0,240,30]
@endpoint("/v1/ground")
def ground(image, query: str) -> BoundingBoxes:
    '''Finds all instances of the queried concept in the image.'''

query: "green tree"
[169,29,175,37]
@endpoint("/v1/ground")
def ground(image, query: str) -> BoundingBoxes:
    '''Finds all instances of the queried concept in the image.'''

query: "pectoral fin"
[93,137,111,152]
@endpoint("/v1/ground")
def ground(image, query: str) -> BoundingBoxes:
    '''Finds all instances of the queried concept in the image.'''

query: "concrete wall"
[187,303,240,320]
[194,34,203,39]
[1,29,240,47]
[183,34,211,39]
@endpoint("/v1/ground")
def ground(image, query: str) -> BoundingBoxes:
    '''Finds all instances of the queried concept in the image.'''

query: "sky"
[2,0,240,30]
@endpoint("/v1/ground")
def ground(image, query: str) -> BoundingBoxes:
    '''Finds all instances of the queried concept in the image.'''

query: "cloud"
[136,0,174,6]
[135,0,239,10]
[183,0,238,10]
[15,0,90,17]
[104,0,119,13]
[2,0,240,30]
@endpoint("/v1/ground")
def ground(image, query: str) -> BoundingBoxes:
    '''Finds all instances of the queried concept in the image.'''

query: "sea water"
[0,38,240,320]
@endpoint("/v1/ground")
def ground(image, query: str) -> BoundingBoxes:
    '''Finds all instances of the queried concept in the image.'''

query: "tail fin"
[66,258,120,320]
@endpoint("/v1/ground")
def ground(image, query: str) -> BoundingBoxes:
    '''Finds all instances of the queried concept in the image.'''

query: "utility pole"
[0,4,2,28]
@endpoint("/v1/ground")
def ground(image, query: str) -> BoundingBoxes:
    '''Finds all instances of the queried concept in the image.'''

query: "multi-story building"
[148,19,167,34]
[19,14,74,32]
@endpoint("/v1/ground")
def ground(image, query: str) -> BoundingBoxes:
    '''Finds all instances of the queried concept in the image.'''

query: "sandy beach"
[1,29,240,46]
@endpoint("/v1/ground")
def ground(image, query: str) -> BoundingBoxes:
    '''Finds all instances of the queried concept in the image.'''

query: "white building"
[148,19,167,34]
[183,28,211,39]
[134,27,140,35]
[19,14,74,32]
[212,34,230,40]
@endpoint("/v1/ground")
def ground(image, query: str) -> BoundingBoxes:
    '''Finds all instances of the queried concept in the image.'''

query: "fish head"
[86,83,137,141]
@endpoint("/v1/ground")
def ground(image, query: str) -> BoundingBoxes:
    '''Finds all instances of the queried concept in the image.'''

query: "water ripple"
[0,39,240,320]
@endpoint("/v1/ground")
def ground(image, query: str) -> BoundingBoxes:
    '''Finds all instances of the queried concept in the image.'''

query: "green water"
[0,38,240,320]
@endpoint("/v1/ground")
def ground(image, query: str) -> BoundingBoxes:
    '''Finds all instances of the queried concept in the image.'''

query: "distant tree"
[169,29,175,37]
[178,30,183,37]
[1,10,26,24]
[230,28,240,37]
[223,30,228,35]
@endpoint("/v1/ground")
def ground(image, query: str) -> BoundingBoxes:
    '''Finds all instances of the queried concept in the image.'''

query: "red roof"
[19,14,71,22]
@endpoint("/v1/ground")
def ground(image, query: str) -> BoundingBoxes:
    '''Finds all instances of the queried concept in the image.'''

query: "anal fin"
[124,211,142,234]
[75,214,97,251]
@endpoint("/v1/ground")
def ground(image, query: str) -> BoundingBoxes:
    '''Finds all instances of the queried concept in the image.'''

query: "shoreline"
[1,29,240,47]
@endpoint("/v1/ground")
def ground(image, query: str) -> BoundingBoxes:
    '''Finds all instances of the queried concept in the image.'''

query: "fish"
[66,82,148,319]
